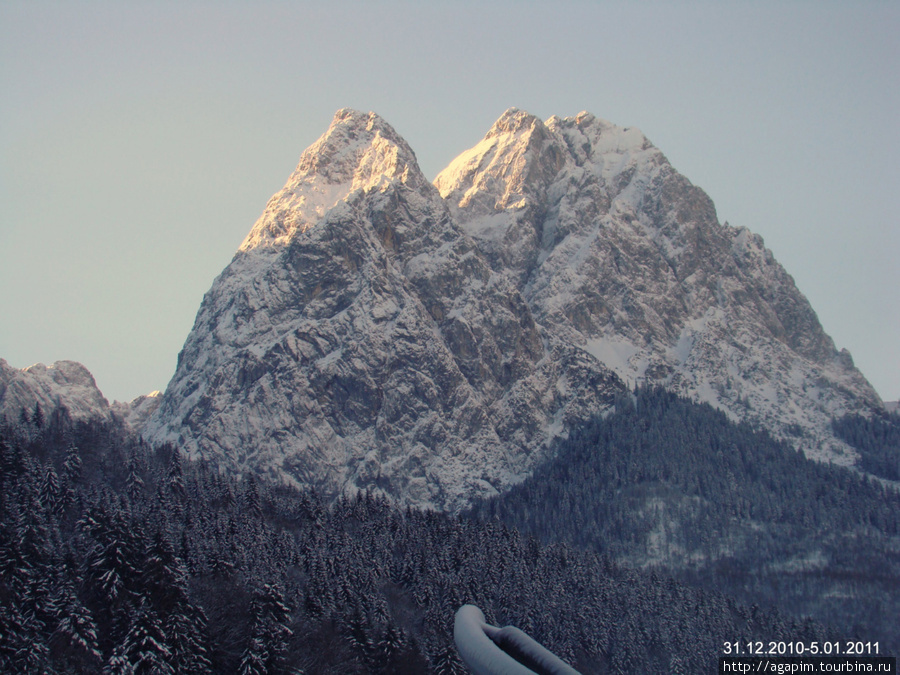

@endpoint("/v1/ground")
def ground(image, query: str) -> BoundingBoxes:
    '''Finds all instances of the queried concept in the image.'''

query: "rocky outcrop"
[0,359,112,426]
[0,358,162,432]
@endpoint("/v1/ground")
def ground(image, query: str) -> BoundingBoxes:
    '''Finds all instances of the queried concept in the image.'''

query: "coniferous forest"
[1,390,898,673]
[833,411,900,482]
[469,387,900,655]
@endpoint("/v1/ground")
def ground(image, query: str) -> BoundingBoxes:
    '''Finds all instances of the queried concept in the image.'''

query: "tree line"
[0,408,844,673]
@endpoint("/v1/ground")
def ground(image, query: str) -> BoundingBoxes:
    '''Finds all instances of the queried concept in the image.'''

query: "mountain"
[144,109,620,511]
[0,358,160,431]
[110,391,163,431]
[144,108,883,510]
[436,109,880,462]
[467,387,900,651]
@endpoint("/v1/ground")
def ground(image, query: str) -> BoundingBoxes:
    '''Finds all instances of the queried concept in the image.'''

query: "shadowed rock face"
[144,108,881,511]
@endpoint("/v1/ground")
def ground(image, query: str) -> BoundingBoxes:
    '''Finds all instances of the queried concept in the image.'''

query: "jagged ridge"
[145,110,621,511]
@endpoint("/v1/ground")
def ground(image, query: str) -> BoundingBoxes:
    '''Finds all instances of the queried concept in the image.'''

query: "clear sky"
[1,1,898,404]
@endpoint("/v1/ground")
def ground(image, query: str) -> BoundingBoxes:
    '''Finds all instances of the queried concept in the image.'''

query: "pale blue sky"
[1,1,898,403]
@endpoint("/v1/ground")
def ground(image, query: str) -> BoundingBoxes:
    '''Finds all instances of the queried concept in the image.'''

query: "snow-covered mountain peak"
[483,107,542,138]
[240,109,427,251]
[299,108,423,187]
[145,107,629,510]
[435,110,666,280]
[440,109,880,460]
[24,360,97,386]
[110,390,162,431]
[435,108,564,215]
[546,112,658,181]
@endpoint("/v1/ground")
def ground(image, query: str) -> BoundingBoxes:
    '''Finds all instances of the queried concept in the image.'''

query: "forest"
[833,411,900,481]
[1,389,896,672]
[469,387,900,654]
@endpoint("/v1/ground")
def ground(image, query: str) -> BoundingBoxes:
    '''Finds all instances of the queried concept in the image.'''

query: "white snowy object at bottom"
[453,604,581,675]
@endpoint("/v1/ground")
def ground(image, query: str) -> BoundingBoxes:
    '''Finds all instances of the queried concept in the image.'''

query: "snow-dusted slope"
[110,391,162,431]
[145,107,883,510]
[437,109,881,463]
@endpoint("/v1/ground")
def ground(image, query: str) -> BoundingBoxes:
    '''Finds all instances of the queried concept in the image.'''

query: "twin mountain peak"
[23,107,888,512]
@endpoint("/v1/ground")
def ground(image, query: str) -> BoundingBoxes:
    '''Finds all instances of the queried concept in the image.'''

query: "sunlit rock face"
[144,110,621,511]
[144,108,881,510]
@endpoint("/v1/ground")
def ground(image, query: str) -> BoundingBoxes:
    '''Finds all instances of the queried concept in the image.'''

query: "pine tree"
[0,596,31,673]
[372,623,407,670]
[241,475,263,519]
[40,464,62,516]
[126,462,145,503]
[49,579,102,671]
[114,603,174,675]
[166,449,186,502]
[0,435,26,488]
[63,444,83,484]
[0,491,56,672]
[238,635,269,675]
[139,529,212,671]
[79,505,145,649]
[433,644,467,675]
[238,583,293,674]
[164,604,213,674]
[32,402,44,429]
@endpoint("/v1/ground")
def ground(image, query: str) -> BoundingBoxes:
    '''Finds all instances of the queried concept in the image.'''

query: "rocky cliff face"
[143,110,621,510]
[144,108,882,510]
